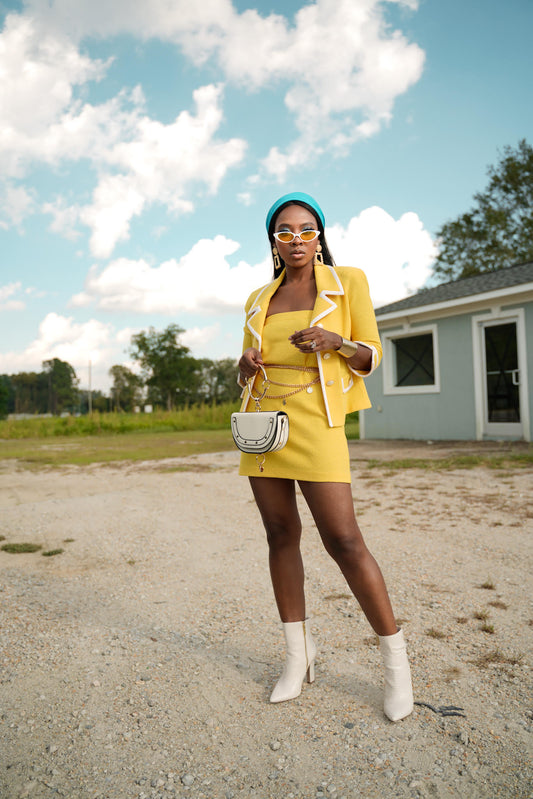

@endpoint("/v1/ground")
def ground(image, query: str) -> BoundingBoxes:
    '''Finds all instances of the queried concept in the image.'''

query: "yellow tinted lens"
[300,230,318,241]
[276,231,293,242]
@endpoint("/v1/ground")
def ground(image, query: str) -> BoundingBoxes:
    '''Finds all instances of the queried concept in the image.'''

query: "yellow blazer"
[239,263,382,427]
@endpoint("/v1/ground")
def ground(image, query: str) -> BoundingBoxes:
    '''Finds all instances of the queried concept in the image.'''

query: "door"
[481,319,522,437]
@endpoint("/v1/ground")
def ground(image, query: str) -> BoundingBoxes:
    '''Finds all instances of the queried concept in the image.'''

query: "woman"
[237,192,413,722]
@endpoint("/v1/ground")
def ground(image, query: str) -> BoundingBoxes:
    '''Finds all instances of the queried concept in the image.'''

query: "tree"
[433,139,533,281]
[79,389,109,414]
[11,371,48,414]
[0,375,12,419]
[42,358,79,414]
[130,325,196,411]
[199,358,241,404]
[109,365,143,412]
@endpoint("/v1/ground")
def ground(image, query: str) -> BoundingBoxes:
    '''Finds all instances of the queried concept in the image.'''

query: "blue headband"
[266,192,325,232]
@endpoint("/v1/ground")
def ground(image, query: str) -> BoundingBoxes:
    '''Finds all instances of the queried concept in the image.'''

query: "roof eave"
[376,281,533,322]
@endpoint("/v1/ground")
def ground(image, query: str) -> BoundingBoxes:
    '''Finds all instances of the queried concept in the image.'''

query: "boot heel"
[306,661,315,684]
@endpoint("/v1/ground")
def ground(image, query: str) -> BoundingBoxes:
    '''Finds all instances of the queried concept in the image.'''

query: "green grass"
[470,649,523,669]
[362,453,533,471]
[426,628,447,640]
[344,412,359,440]
[0,404,239,439]
[0,406,242,466]
[0,406,360,468]
[0,428,236,467]
[1,543,42,553]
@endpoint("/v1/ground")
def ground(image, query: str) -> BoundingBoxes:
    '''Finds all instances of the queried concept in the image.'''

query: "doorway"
[481,318,524,438]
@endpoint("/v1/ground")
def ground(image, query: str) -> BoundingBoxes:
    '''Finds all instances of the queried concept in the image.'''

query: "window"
[394,333,434,386]
[383,326,440,395]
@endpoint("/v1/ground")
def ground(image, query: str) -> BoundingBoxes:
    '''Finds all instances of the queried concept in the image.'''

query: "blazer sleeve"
[344,268,382,377]
[237,291,259,388]
[240,292,256,354]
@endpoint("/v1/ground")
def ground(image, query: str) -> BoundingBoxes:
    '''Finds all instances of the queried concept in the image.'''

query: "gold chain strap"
[260,363,320,400]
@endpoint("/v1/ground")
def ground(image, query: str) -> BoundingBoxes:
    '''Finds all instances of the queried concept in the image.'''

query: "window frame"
[382,325,441,395]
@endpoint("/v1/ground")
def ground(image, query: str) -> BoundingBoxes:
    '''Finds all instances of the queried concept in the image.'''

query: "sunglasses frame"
[273,229,320,244]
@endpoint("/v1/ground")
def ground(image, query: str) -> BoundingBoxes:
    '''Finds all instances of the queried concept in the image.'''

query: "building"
[361,261,533,442]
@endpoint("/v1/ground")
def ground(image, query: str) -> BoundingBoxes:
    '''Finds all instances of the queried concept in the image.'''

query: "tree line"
[0,325,241,419]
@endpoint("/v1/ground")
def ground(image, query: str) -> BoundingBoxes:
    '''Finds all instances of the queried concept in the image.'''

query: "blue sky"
[1,0,531,391]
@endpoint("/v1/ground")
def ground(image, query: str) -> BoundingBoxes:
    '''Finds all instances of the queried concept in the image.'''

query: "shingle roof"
[375,261,533,316]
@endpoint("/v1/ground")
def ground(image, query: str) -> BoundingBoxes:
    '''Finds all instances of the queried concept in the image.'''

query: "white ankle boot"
[270,620,317,703]
[378,628,414,721]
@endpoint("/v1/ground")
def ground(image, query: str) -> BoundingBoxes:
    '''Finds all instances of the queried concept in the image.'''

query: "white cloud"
[0,14,109,176]
[80,84,247,257]
[0,281,26,310]
[70,234,272,313]
[42,197,82,240]
[326,206,437,307]
[0,312,120,388]
[70,209,434,316]
[237,191,253,206]
[252,0,425,179]
[0,181,36,229]
[181,323,221,355]
[24,313,113,366]
[8,1,424,188]
[0,15,246,250]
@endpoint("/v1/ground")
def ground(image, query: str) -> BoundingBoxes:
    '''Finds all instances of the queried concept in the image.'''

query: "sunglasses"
[273,229,320,244]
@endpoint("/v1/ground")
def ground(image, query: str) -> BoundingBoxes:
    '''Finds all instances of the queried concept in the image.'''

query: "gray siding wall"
[363,315,477,440]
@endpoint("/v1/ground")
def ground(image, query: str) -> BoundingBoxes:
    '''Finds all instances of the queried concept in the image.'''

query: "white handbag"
[231,366,289,454]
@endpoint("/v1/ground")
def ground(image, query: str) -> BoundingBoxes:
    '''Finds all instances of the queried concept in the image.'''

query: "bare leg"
[249,477,305,622]
[298,480,397,636]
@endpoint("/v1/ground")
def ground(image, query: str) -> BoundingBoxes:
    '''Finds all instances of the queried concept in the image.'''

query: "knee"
[323,530,367,564]
[264,516,301,551]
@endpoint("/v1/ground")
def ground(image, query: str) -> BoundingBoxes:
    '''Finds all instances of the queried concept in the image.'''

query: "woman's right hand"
[238,347,264,381]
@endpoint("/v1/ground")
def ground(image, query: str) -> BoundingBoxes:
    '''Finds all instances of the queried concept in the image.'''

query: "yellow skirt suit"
[238,264,383,484]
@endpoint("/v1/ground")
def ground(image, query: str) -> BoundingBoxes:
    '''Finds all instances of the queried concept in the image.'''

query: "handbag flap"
[231,410,289,453]
[232,412,277,445]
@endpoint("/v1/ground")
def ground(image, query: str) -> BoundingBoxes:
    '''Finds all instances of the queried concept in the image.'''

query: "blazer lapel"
[246,264,344,349]
[311,263,344,326]
[245,270,285,350]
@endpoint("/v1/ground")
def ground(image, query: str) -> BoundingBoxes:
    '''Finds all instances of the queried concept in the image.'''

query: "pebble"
[181,774,194,787]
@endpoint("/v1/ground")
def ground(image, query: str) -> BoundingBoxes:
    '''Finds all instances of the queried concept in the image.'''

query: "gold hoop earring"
[272,246,281,272]
[314,242,324,265]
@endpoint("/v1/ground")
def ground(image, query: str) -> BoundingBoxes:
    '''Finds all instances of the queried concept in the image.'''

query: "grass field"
[0,405,239,438]
[0,409,361,467]
[363,452,533,471]
[0,428,238,467]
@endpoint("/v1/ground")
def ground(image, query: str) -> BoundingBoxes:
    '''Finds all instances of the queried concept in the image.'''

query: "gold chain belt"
[260,363,320,401]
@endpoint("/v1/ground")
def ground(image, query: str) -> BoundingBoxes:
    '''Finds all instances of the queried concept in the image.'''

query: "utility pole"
[88,360,92,415]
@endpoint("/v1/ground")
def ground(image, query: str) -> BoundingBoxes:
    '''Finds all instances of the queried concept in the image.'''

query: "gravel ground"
[0,441,532,799]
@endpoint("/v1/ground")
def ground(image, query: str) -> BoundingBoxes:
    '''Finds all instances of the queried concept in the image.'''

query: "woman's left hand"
[289,327,342,353]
